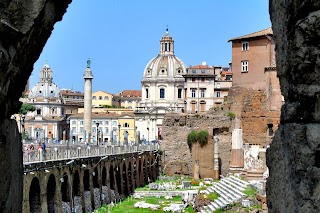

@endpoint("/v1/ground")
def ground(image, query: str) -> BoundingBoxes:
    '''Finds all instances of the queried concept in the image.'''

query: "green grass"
[96,196,194,213]
[213,208,224,213]
[243,185,257,197]
[206,192,219,202]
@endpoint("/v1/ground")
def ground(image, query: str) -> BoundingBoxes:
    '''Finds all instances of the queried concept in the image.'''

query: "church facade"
[24,63,67,142]
[135,30,186,141]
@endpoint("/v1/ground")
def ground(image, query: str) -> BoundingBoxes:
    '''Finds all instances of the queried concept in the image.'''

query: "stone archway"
[72,171,81,211]
[61,172,71,211]
[29,177,41,213]
[47,174,56,213]
[0,1,72,210]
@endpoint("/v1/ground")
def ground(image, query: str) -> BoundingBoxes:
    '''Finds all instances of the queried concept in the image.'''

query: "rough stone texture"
[161,111,232,177]
[228,86,280,146]
[0,0,71,212]
[268,0,320,212]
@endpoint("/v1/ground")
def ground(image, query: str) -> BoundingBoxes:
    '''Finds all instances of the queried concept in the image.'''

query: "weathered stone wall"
[0,1,72,212]
[23,152,159,212]
[161,111,232,177]
[267,0,320,212]
[228,86,280,146]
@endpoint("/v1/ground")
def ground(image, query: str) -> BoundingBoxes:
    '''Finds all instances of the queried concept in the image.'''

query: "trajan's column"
[83,58,93,143]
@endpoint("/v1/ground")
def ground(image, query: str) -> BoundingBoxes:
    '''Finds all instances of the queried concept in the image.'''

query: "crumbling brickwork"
[161,111,232,177]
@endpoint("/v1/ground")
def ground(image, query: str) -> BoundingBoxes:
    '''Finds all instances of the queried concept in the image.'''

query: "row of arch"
[24,152,159,213]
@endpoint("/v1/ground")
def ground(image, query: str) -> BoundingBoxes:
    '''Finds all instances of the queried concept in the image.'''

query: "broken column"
[229,129,244,172]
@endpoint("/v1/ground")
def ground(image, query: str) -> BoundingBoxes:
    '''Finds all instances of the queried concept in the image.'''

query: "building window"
[104,96,109,100]
[226,75,232,80]
[201,89,205,98]
[123,123,130,128]
[80,120,84,125]
[192,89,196,98]
[178,88,182,99]
[160,88,165,99]
[104,121,109,125]
[93,96,96,100]
[216,82,221,88]
[192,78,195,82]
[105,127,109,134]
[201,70,205,74]
[242,41,249,51]
[241,61,249,72]
[216,91,221,98]
[80,127,84,133]
[72,127,76,133]
[37,109,41,115]
[92,127,96,133]
[72,121,76,125]
[146,88,149,99]
[267,124,274,136]
[112,121,117,126]
[99,96,102,100]
[192,70,196,74]
[201,78,205,82]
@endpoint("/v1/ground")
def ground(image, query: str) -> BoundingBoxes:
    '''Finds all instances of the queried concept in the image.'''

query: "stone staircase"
[200,175,249,213]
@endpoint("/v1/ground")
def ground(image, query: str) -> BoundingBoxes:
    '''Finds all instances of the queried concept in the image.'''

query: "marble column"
[83,60,93,143]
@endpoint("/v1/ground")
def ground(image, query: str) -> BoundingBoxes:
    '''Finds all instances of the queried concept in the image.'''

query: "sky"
[30,0,271,94]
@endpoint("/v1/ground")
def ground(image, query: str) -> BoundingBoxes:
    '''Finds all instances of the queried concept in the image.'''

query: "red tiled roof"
[121,90,142,97]
[228,27,273,42]
[221,71,232,75]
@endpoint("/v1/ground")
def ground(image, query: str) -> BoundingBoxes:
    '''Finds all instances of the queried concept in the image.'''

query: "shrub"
[187,130,197,149]
[227,112,236,119]
[196,130,209,147]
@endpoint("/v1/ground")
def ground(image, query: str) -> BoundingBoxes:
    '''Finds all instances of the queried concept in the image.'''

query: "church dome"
[29,63,61,99]
[142,30,186,82]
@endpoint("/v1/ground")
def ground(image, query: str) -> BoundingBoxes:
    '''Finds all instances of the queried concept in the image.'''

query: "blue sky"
[30,0,270,94]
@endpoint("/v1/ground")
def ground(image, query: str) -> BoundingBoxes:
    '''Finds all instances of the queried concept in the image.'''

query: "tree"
[19,103,36,115]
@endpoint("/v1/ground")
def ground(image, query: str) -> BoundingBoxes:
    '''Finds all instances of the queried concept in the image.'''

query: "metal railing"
[23,144,159,164]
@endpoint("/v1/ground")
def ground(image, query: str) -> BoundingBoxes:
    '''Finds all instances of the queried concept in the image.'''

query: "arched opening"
[191,101,197,113]
[138,159,142,186]
[200,100,206,112]
[92,167,101,209]
[83,170,90,191]
[93,167,99,188]
[102,166,106,186]
[122,163,128,196]
[101,166,107,204]
[115,164,122,196]
[47,174,56,213]
[73,171,80,197]
[72,171,81,212]
[61,173,70,203]
[83,170,92,212]
[29,177,41,213]
[109,165,115,190]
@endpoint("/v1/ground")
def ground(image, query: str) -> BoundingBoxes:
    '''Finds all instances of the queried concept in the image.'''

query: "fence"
[23,144,159,164]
